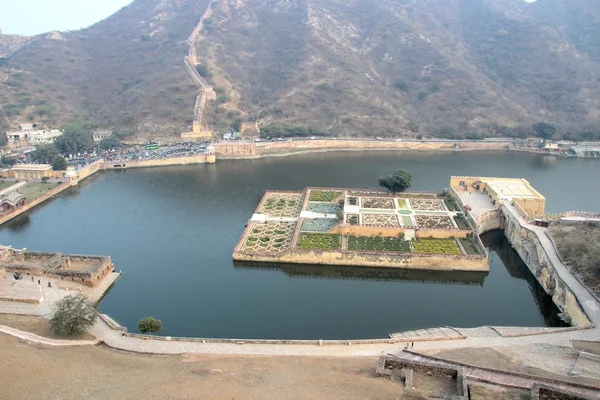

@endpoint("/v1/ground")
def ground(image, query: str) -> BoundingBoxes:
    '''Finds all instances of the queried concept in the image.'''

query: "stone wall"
[473,209,505,235]
[531,383,596,400]
[330,225,470,239]
[234,248,488,271]
[0,182,72,226]
[255,140,509,156]
[102,153,215,169]
[503,205,591,326]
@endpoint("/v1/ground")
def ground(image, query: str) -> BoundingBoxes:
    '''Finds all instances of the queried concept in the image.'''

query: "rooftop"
[10,164,53,171]
[483,179,543,200]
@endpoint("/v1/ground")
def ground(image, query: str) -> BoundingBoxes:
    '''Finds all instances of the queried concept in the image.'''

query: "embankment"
[0,182,72,226]
[502,206,591,326]
[102,153,215,170]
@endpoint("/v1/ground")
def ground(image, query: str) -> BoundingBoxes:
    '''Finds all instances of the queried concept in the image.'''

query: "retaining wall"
[233,248,488,271]
[102,154,215,169]
[502,205,591,326]
[0,182,72,226]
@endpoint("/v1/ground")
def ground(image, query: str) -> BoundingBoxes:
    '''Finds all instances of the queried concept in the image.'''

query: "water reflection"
[234,261,488,285]
[482,230,569,327]
[5,214,31,232]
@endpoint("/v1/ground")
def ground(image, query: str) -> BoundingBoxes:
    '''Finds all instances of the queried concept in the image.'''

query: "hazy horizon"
[0,0,133,36]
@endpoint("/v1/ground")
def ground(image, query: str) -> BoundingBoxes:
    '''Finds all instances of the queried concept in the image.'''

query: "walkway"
[504,202,600,328]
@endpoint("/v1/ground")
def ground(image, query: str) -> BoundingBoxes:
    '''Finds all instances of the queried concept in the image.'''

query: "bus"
[145,142,159,151]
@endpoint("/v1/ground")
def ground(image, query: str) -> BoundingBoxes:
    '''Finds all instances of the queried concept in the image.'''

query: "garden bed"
[415,215,455,229]
[242,222,296,254]
[453,214,471,229]
[348,197,358,206]
[459,237,482,255]
[307,202,340,214]
[396,199,408,208]
[413,238,462,255]
[309,190,342,202]
[301,219,339,232]
[296,233,341,250]
[347,236,411,252]
[259,193,303,217]
[361,197,395,209]
[346,214,359,225]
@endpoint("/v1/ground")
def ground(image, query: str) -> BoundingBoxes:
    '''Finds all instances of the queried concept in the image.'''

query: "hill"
[1,0,600,140]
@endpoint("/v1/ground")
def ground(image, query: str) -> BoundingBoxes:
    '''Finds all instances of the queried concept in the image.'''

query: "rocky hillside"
[1,0,600,139]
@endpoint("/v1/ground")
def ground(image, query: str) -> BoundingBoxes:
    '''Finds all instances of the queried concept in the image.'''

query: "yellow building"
[8,164,54,180]
[450,176,545,217]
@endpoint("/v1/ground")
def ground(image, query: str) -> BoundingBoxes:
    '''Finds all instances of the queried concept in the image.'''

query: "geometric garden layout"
[238,188,482,257]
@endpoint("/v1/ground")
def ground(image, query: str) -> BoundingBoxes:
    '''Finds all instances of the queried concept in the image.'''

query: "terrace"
[234,187,488,271]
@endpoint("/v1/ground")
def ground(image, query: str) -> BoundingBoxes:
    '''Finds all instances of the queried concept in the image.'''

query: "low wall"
[234,248,488,271]
[102,154,215,170]
[502,205,591,326]
[571,340,600,356]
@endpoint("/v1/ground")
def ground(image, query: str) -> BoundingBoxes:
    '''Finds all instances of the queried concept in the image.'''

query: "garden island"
[233,181,488,271]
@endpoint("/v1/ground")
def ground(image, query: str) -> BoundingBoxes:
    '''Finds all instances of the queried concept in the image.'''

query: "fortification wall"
[234,248,488,271]
[502,205,591,326]
[474,208,505,235]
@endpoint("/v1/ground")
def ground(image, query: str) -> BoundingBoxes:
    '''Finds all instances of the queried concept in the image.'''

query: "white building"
[5,125,63,147]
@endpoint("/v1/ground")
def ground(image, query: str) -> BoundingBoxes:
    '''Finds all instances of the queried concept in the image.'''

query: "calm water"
[0,151,598,339]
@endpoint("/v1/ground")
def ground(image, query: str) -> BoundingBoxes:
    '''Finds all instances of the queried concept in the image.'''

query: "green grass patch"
[402,216,414,226]
[309,190,342,202]
[444,197,461,212]
[453,214,471,229]
[459,237,482,255]
[397,199,408,208]
[20,183,62,202]
[0,181,17,191]
[347,236,410,252]
[413,238,461,255]
[296,233,341,250]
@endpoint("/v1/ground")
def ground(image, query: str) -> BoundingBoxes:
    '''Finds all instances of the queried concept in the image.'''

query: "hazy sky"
[0,0,134,36]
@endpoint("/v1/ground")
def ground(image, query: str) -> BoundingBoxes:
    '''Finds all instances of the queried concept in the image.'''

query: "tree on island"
[50,294,97,337]
[378,170,412,194]
[138,317,163,335]
[52,155,67,171]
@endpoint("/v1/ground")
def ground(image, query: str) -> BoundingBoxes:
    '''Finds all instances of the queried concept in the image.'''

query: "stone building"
[450,176,546,217]
[0,182,28,213]
[5,124,63,147]
[8,164,54,180]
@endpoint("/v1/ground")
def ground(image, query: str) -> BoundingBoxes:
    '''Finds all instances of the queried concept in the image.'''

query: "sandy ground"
[0,314,95,341]
[0,332,413,400]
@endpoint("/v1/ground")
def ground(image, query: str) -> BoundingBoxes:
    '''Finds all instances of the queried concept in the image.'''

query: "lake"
[0,150,597,339]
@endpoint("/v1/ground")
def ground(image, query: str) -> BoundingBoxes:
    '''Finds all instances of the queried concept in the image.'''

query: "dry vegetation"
[1,0,600,139]
[549,220,600,298]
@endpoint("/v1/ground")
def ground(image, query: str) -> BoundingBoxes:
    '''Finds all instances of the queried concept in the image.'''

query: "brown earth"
[548,220,600,298]
[0,332,428,400]
[0,314,94,341]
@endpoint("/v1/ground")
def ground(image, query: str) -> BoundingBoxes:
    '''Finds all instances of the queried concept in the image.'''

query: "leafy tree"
[50,294,97,336]
[55,128,94,154]
[393,78,409,90]
[232,118,242,133]
[532,122,558,139]
[407,122,421,133]
[138,317,163,335]
[195,63,211,78]
[99,134,121,150]
[0,155,17,167]
[0,132,7,147]
[52,155,68,171]
[31,143,60,163]
[378,170,412,194]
